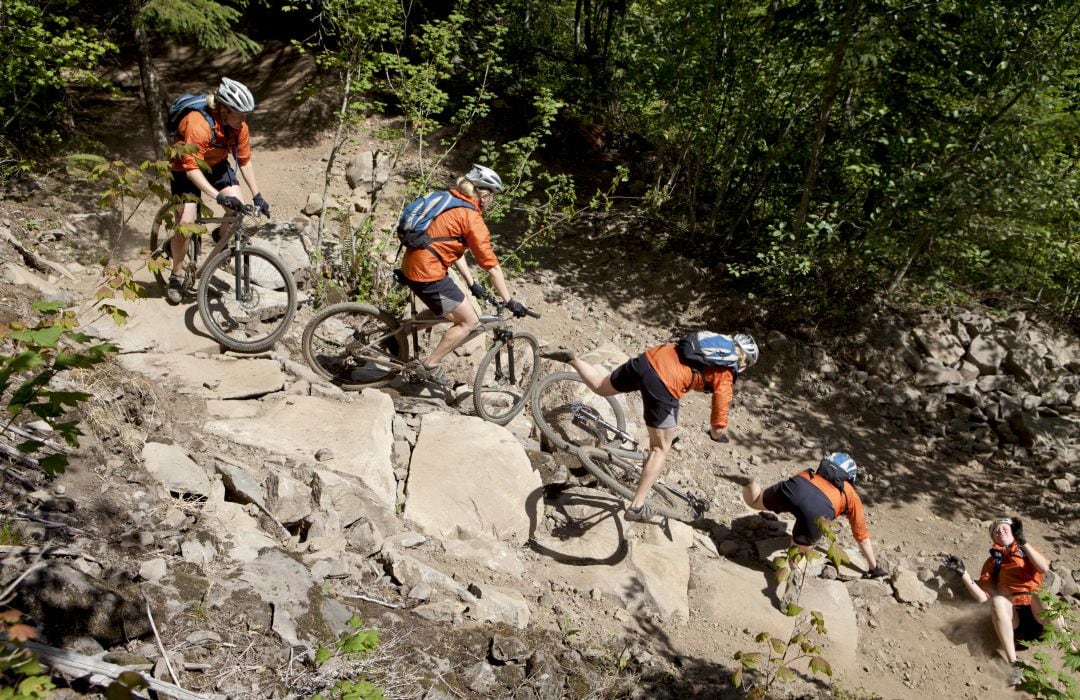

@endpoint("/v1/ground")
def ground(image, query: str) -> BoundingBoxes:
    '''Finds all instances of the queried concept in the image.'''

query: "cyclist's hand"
[253,192,270,218]
[1010,517,1026,545]
[469,281,487,298]
[942,554,966,576]
[505,299,528,318]
[863,565,888,580]
[216,192,245,212]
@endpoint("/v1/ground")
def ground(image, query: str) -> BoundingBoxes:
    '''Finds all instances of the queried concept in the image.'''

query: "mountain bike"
[149,201,297,353]
[530,371,711,522]
[301,292,541,425]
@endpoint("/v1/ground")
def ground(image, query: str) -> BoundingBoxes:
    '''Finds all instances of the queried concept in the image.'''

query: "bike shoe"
[624,503,655,523]
[540,346,576,363]
[165,275,185,305]
[1007,663,1025,687]
[406,360,451,386]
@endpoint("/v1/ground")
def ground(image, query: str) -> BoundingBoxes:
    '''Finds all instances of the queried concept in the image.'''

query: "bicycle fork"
[492,328,519,384]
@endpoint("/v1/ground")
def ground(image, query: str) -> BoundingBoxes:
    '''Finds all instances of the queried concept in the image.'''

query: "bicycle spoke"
[302,304,406,388]
[198,247,296,352]
[473,332,540,425]
[532,372,628,451]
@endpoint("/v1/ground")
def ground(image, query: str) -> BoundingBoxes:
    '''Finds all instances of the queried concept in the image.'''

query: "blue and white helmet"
[821,452,857,482]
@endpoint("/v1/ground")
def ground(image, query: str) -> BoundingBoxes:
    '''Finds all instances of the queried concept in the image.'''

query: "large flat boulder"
[405,413,541,543]
[118,353,284,399]
[204,393,397,506]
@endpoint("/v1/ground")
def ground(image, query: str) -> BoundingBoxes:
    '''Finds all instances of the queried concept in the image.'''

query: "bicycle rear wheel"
[472,331,541,425]
[531,372,628,451]
[197,246,297,353]
[575,446,699,523]
[301,303,408,389]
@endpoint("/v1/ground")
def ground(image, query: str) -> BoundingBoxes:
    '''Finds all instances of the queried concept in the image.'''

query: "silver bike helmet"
[988,517,1013,537]
[733,333,759,366]
[821,452,858,482]
[217,77,255,113]
[465,164,504,193]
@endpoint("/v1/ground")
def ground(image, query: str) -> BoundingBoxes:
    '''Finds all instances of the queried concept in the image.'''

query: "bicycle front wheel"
[575,446,698,523]
[531,372,627,452]
[197,247,297,353]
[473,331,541,425]
[301,303,407,389]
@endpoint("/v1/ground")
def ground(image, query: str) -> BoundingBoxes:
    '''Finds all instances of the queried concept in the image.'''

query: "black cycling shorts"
[1014,604,1045,645]
[402,274,464,316]
[170,161,238,198]
[609,353,679,429]
[762,475,835,546]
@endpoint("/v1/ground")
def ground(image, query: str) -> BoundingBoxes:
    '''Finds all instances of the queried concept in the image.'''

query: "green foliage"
[1015,588,1080,698]
[312,616,386,700]
[0,609,54,698]
[88,153,173,253]
[138,0,259,56]
[0,0,117,156]
[734,523,842,697]
[0,300,117,475]
[0,518,27,547]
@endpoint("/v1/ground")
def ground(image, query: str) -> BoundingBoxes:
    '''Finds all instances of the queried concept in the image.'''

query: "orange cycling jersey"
[643,344,734,431]
[794,470,870,542]
[978,543,1044,606]
[401,190,499,281]
[170,109,251,172]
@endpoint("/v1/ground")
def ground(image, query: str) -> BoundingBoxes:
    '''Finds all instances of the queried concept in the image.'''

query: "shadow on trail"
[525,484,629,567]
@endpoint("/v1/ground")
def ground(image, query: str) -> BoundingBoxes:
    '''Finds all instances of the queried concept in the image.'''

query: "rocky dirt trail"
[0,47,1078,700]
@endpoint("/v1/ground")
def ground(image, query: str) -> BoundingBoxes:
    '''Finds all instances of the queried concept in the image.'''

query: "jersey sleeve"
[706,368,734,430]
[843,488,870,542]
[463,209,500,269]
[176,112,213,171]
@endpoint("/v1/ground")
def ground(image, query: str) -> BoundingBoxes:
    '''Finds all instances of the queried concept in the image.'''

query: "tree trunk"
[792,0,858,239]
[132,1,168,155]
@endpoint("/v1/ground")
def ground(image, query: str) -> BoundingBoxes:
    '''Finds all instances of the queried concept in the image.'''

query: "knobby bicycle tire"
[574,445,698,523]
[197,246,297,353]
[472,331,541,425]
[149,203,177,290]
[531,372,627,452]
[301,303,408,389]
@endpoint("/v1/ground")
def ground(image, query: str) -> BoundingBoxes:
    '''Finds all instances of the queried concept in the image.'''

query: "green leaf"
[809,656,833,676]
[38,454,69,476]
[784,603,803,617]
[10,325,65,348]
[314,644,332,667]
[776,665,796,682]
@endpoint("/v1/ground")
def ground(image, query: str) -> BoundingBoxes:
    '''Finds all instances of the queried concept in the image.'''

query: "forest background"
[2,0,1080,329]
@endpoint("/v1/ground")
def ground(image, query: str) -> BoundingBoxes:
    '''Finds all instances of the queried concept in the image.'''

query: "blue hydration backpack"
[396,191,477,266]
[676,331,742,371]
[167,93,216,138]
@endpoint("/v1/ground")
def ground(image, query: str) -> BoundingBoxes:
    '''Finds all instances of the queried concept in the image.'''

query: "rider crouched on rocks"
[399,165,529,385]
[943,517,1064,687]
[166,77,269,304]
[541,332,759,523]
[743,452,887,606]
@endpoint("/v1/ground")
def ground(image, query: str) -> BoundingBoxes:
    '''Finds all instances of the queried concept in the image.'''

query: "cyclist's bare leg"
[423,302,480,367]
[743,480,765,509]
[215,183,244,240]
[169,201,199,276]
[629,425,675,509]
[566,358,619,396]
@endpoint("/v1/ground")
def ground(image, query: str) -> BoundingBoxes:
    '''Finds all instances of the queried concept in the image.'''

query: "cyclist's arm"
[485,264,513,303]
[238,162,259,202]
[453,257,474,286]
[184,167,221,201]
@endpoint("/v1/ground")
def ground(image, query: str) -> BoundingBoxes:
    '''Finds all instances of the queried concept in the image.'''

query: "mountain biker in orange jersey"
[743,453,887,605]
[541,333,759,522]
[399,164,529,384]
[943,517,1064,687]
[166,77,269,304]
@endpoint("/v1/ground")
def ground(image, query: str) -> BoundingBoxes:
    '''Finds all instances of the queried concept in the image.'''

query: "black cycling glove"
[505,299,528,318]
[1011,517,1026,545]
[469,282,487,298]
[253,192,270,217]
[216,192,245,212]
[942,555,966,576]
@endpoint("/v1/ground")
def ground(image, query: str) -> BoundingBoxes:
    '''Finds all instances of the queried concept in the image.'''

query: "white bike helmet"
[217,77,255,113]
[733,333,759,366]
[821,452,857,482]
[465,164,504,193]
